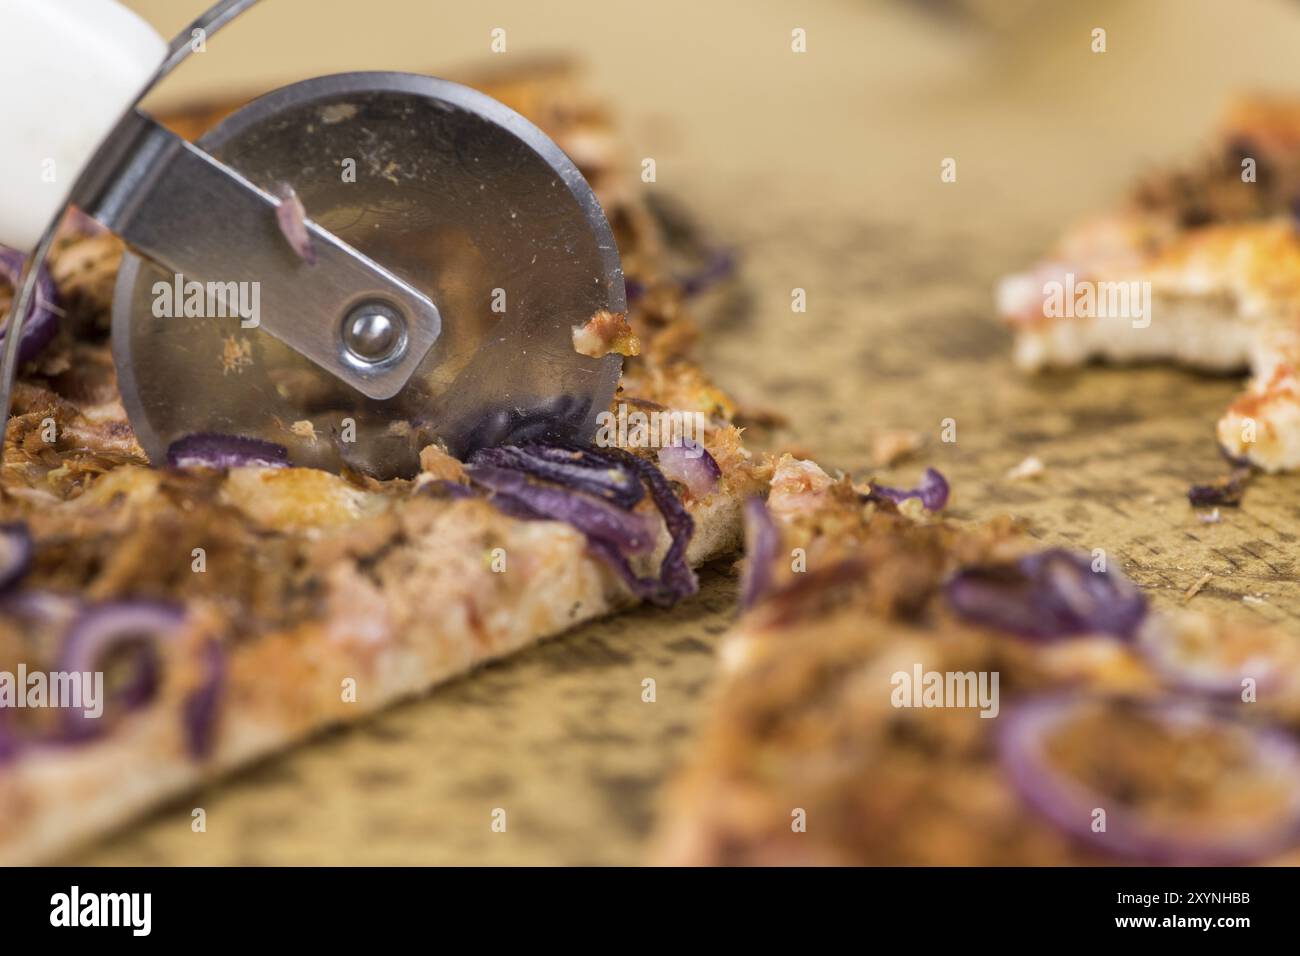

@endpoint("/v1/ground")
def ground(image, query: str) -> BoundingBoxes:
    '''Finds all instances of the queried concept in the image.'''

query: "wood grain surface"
[77,0,1300,864]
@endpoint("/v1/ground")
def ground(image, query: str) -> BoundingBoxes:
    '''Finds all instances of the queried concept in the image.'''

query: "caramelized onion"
[947,548,1146,641]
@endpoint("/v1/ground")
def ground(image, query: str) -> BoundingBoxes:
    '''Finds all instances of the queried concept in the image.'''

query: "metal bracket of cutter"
[73,110,441,402]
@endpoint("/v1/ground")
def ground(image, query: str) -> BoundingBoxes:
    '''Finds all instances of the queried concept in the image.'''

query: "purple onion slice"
[468,442,698,607]
[946,548,1146,641]
[472,444,644,509]
[999,694,1300,864]
[479,484,547,523]
[868,467,950,511]
[604,446,698,605]
[658,440,721,499]
[166,433,291,470]
[739,498,779,612]
[467,463,656,553]
[272,183,318,266]
[0,522,34,594]
[0,245,60,366]
[183,640,226,759]
[57,600,185,742]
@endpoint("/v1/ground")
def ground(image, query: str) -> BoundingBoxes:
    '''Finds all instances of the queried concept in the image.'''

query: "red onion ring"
[603,446,697,604]
[0,245,60,366]
[999,694,1300,864]
[467,443,697,606]
[467,463,656,554]
[657,440,721,499]
[166,433,291,470]
[473,444,645,509]
[946,548,1146,641]
[56,600,185,742]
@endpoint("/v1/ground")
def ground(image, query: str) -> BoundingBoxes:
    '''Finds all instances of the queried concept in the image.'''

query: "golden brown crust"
[572,309,641,358]
[999,96,1300,472]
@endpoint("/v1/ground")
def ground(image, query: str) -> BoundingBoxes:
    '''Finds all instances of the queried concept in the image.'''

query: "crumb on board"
[1005,455,1045,481]
[572,309,641,358]
[1182,571,1213,603]
[290,420,317,442]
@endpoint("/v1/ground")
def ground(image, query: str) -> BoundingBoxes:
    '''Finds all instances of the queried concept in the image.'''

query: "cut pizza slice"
[655,456,1300,865]
[0,63,762,865]
[997,95,1300,471]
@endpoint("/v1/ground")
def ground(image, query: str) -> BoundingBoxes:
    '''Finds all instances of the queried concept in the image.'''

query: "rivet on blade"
[342,301,407,366]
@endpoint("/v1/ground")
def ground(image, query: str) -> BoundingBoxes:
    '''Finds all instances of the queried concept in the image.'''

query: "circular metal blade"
[113,72,625,478]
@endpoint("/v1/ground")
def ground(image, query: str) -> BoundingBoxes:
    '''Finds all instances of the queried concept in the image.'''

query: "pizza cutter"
[0,0,625,478]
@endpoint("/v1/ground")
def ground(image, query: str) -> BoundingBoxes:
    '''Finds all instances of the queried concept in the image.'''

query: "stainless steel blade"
[80,109,442,400]
[113,72,625,479]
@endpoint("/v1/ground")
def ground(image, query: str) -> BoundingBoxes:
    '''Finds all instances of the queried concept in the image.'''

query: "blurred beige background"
[120,0,1300,226]
[78,0,1300,864]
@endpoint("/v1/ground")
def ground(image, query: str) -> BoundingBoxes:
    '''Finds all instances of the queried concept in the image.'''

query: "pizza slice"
[655,455,1300,865]
[997,95,1300,472]
[0,62,763,865]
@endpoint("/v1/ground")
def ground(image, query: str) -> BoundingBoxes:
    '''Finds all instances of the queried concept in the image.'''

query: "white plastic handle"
[0,0,166,252]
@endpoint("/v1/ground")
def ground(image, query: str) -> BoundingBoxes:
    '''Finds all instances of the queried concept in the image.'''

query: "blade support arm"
[74,110,440,400]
